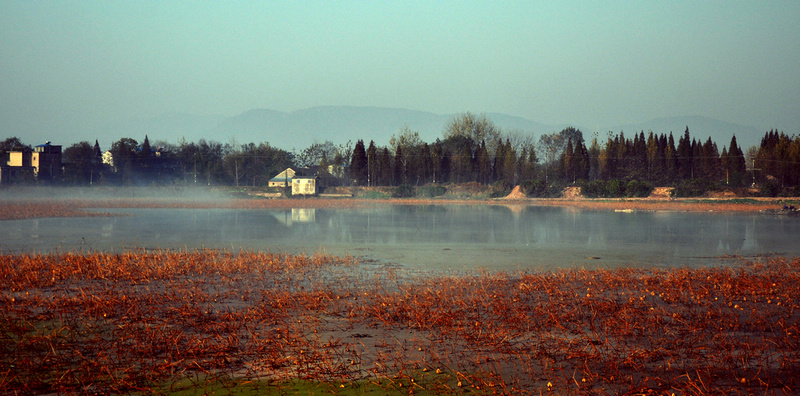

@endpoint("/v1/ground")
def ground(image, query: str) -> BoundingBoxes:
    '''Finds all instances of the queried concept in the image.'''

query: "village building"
[268,168,297,188]
[1,141,62,184]
[291,175,319,195]
[268,167,334,195]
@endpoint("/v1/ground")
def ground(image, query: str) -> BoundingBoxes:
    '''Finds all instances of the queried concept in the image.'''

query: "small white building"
[292,176,318,195]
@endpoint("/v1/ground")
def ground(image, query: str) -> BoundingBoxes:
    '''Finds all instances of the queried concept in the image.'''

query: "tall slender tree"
[349,139,367,185]
[366,140,378,186]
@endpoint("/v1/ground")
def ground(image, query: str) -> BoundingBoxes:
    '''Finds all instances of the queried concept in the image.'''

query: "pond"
[2,204,799,271]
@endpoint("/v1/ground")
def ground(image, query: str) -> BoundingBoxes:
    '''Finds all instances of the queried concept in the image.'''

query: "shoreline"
[0,195,795,221]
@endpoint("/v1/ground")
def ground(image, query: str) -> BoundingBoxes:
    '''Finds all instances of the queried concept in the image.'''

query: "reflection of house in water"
[292,208,316,223]
[273,208,316,226]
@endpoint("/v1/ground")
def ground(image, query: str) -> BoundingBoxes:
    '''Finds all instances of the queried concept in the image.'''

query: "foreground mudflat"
[1,250,798,394]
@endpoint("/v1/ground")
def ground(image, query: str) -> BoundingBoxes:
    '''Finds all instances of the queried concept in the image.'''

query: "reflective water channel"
[2,205,799,272]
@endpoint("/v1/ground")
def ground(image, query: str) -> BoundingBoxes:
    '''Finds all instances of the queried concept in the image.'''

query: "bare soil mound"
[504,185,527,200]
[563,186,582,199]
[649,187,674,199]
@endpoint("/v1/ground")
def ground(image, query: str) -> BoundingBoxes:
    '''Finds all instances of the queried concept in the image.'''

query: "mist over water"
[0,186,233,202]
[2,204,798,272]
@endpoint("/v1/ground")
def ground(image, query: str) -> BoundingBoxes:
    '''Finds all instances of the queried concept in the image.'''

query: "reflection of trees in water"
[512,209,762,255]
[8,208,800,258]
[753,216,799,253]
[147,209,800,258]
[281,208,798,258]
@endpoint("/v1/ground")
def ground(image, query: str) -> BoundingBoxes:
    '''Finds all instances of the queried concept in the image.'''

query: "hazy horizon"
[2,1,798,148]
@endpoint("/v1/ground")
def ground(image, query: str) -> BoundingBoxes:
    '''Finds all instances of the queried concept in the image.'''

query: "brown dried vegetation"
[1,249,799,394]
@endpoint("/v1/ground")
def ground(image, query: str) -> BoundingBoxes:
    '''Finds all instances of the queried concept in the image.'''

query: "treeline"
[0,136,301,187]
[2,113,798,197]
[347,114,796,197]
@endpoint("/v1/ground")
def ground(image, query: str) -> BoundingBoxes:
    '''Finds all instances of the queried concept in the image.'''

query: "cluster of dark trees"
[754,130,800,193]
[2,113,798,196]
[1,135,300,187]
[346,115,797,197]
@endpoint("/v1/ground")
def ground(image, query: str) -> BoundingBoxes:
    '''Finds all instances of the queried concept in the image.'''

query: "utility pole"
[751,158,761,187]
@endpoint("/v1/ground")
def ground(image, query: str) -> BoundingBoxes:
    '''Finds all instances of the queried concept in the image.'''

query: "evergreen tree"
[419,143,433,184]
[503,139,517,184]
[616,132,628,180]
[476,140,492,184]
[431,140,446,184]
[630,131,647,180]
[601,136,617,180]
[588,137,601,181]
[141,135,152,156]
[676,127,693,179]
[518,144,538,182]
[379,147,392,185]
[645,132,659,182]
[492,139,505,182]
[393,145,405,185]
[573,140,590,181]
[93,140,102,163]
[701,137,720,181]
[349,139,367,185]
[366,140,378,186]
[665,133,677,183]
[788,137,800,187]
[727,135,746,175]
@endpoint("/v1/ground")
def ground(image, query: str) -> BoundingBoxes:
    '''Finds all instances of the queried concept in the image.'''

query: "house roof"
[270,167,317,181]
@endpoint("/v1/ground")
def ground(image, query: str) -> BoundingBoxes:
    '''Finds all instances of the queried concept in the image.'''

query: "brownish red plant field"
[2,249,799,394]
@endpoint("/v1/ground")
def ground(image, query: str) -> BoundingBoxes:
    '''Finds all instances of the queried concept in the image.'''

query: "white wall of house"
[292,177,317,195]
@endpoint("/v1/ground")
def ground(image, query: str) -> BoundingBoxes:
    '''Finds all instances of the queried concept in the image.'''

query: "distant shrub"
[417,185,446,198]
[490,180,513,198]
[625,180,654,198]
[521,179,566,198]
[760,180,780,197]
[579,179,653,198]
[520,179,546,197]
[579,180,607,198]
[579,179,618,198]
[392,185,416,198]
[673,179,716,197]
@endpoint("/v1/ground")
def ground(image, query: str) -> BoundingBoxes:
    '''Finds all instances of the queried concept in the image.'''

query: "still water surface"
[2,205,799,271]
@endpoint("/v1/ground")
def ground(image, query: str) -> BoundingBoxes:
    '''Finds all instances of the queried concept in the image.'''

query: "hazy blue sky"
[2,1,799,144]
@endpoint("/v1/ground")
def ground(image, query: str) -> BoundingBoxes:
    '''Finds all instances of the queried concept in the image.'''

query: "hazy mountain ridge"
[87,106,763,152]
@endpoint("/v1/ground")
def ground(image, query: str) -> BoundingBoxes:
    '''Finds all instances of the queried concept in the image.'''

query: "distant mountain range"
[91,106,763,152]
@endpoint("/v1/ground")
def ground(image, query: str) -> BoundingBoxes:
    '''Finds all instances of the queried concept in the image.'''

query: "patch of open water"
[2,205,799,271]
